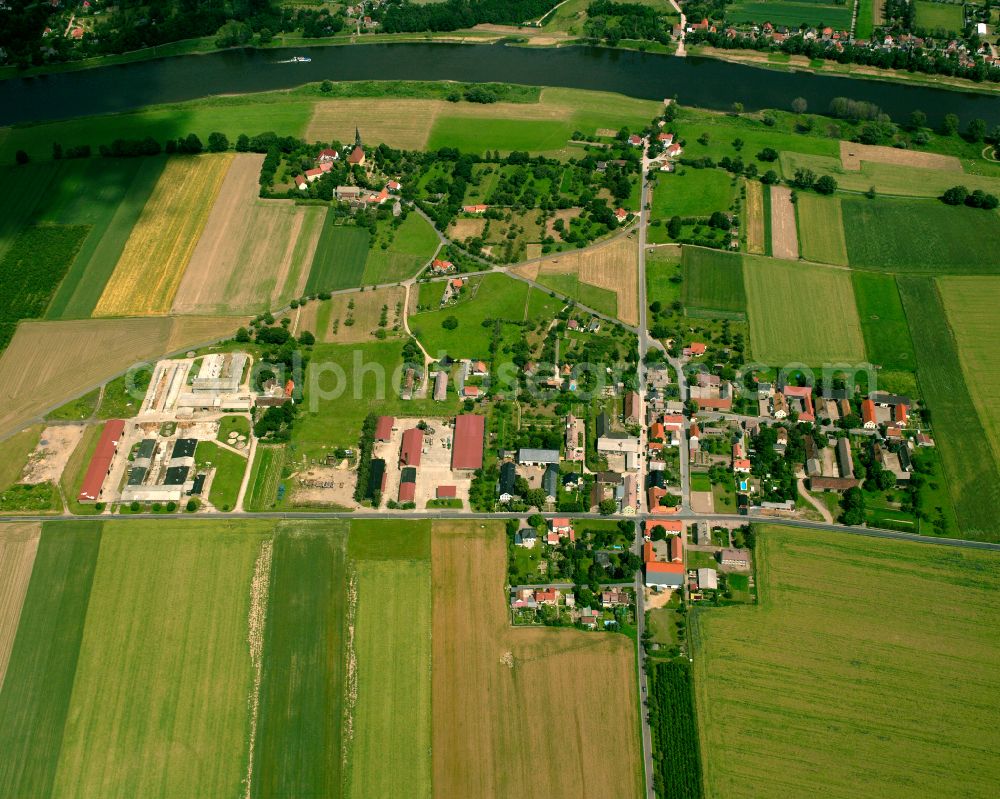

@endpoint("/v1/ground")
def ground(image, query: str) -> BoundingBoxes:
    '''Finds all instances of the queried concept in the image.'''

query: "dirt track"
[770,185,799,261]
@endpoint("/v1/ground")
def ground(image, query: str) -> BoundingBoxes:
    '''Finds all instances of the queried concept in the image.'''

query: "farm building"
[499,461,517,502]
[368,458,387,500]
[719,548,751,569]
[697,568,718,590]
[192,353,247,393]
[433,371,448,401]
[645,561,685,590]
[670,535,683,563]
[399,428,423,467]
[436,485,457,499]
[518,448,560,466]
[398,481,416,503]
[375,416,395,441]
[77,419,126,502]
[452,414,485,470]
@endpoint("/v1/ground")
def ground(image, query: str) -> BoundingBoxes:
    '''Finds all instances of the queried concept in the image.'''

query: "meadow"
[253,522,347,799]
[851,272,915,371]
[0,522,102,799]
[914,0,964,32]
[795,192,848,265]
[939,277,1000,467]
[693,525,1000,797]
[411,273,535,359]
[307,285,406,344]
[361,213,440,284]
[533,271,618,317]
[726,0,853,28]
[195,440,247,512]
[429,117,573,154]
[42,158,166,320]
[743,256,865,363]
[52,521,268,799]
[652,168,736,219]
[0,224,88,350]
[681,247,746,316]
[347,559,432,799]
[0,95,313,163]
[173,154,324,315]
[898,277,1000,539]
[432,521,643,797]
[94,155,232,316]
[843,197,1000,272]
[645,247,682,309]
[780,151,1000,198]
[306,217,371,294]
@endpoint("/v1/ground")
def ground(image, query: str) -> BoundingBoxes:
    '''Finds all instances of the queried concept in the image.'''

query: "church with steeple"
[347,127,365,166]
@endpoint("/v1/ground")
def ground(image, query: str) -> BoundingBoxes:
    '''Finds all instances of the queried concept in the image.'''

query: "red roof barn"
[399,428,423,467]
[670,535,683,563]
[375,415,394,442]
[398,481,416,502]
[436,485,457,499]
[452,414,485,470]
[77,420,125,501]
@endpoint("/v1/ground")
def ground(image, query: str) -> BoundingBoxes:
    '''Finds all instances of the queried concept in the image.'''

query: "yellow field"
[528,236,639,325]
[0,316,240,439]
[95,155,232,316]
[694,525,1000,798]
[431,521,642,797]
[744,179,765,255]
[796,193,849,265]
[0,523,40,691]
[172,154,324,315]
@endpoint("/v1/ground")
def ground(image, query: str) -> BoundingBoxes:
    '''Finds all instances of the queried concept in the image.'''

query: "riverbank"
[4,28,998,99]
[687,45,1000,97]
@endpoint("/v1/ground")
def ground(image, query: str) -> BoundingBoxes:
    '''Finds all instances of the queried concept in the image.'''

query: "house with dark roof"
[498,461,517,503]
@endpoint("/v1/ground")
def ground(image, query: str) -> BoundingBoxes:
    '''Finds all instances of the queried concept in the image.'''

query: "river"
[2,43,999,128]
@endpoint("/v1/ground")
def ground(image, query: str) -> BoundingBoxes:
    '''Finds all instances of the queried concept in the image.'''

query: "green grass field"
[253,522,347,799]
[348,519,432,560]
[726,0,852,28]
[347,558,432,799]
[652,169,736,219]
[795,192,848,265]
[245,445,288,512]
[195,440,248,512]
[534,272,618,317]
[411,273,533,359]
[43,158,165,319]
[306,214,371,293]
[428,117,571,154]
[898,277,1000,539]
[645,247,682,309]
[779,151,1000,198]
[681,247,746,315]
[0,96,313,163]
[361,213,439,284]
[0,522,102,799]
[851,272,916,371]
[939,277,1000,469]
[842,198,1000,272]
[693,525,1000,797]
[743,256,864,364]
[52,521,268,799]
[914,0,964,32]
[855,0,875,38]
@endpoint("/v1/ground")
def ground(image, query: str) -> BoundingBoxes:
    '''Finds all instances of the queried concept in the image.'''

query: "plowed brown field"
[431,521,642,798]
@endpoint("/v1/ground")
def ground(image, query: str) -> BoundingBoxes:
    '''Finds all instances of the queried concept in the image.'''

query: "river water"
[2,43,998,127]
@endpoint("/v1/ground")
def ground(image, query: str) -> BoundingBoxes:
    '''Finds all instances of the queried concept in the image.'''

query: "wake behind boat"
[277,56,312,63]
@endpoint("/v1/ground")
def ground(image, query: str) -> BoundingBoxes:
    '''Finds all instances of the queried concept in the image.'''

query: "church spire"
[355,127,362,147]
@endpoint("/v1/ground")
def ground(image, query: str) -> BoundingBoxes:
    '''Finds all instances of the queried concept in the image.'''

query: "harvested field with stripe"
[744,257,864,364]
[839,140,963,171]
[796,193,848,266]
[432,521,642,797]
[94,155,232,316]
[524,236,638,325]
[53,520,269,799]
[0,316,240,439]
[172,154,324,315]
[0,523,40,691]
[744,179,765,255]
[769,185,798,260]
[694,525,1000,798]
[0,522,102,799]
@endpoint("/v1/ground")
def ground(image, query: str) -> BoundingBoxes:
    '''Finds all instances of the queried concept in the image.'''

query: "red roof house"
[375,416,395,441]
[861,399,877,429]
[399,428,423,467]
[683,342,706,357]
[436,485,457,499]
[77,419,125,501]
[452,414,485,470]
